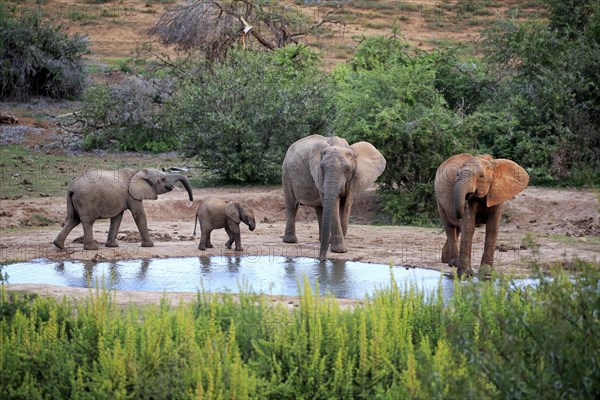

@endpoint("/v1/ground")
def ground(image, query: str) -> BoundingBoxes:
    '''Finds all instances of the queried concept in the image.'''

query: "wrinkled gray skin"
[282,135,386,262]
[435,153,529,277]
[193,198,256,251]
[53,168,193,250]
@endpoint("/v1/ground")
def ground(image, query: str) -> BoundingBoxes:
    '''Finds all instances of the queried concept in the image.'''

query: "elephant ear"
[350,142,387,194]
[129,169,158,201]
[487,159,529,207]
[225,202,241,224]
[308,141,329,192]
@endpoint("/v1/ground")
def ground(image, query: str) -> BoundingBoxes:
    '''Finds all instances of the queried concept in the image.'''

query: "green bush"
[81,77,178,153]
[1,263,598,398]
[481,1,600,185]
[0,9,88,101]
[333,41,480,224]
[172,46,332,184]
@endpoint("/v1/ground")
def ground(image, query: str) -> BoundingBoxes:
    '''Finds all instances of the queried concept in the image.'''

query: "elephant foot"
[198,244,206,251]
[206,243,214,249]
[141,240,154,248]
[84,243,100,251]
[457,266,474,278]
[234,247,243,252]
[448,256,460,268]
[105,241,119,248]
[282,234,298,243]
[330,242,348,253]
[53,239,65,249]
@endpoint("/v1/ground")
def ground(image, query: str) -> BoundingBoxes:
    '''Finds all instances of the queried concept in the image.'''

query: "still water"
[2,256,458,299]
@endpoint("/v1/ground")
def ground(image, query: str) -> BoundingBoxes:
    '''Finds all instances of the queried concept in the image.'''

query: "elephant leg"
[315,206,323,241]
[481,204,502,267]
[205,231,214,248]
[198,227,212,251]
[106,212,124,247]
[442,225,459,266]
[129,202,153,247]
[53,217,80,249]
[227,221,243,251]
[339,195,353,237]
[283,199,299,243]
[82,220,99,251]
[224,226,235,249]
[329,199,347,253]
[458,201,479,277]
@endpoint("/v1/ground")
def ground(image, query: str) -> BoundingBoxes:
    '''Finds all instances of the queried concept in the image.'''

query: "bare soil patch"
[1,186,598,273]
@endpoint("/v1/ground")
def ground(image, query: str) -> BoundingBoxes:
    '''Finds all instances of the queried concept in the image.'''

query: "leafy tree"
[481,1,600,184]
[333,38,482,224]
[172,46,332,184]
[0,8,88,101]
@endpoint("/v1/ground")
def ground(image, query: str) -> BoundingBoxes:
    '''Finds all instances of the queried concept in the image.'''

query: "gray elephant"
[193,198,256,251]
[53,168,193,250]
[435,153,529,277]
[282,134,386,262]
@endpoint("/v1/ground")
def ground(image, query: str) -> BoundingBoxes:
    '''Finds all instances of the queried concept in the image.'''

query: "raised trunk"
[319,191,337,262]
[171,174,194,202]
[453,175,472,220]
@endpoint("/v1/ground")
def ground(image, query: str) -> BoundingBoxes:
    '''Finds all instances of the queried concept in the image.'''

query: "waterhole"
[2,256,458,299]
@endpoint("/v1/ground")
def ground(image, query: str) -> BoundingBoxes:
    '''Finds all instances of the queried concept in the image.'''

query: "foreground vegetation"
[1,263,599,399]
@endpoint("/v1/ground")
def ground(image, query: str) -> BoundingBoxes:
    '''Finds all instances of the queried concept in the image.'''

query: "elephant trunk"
[171,174,194,202]
[453,173,473,220]
[319,181,339,262]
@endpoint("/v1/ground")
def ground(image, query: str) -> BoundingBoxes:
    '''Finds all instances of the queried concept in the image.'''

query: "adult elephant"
[282,135,386,262]
[53,168,193,250]
[434,153,529,277]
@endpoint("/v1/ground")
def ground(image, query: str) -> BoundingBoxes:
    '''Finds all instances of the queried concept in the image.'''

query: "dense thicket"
[172,46,332,184]
[480,0,600,185]
[1,263,599,398]
[0,9,88,101]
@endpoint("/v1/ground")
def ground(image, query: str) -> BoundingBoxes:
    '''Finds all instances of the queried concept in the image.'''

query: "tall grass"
[1,263,599,399]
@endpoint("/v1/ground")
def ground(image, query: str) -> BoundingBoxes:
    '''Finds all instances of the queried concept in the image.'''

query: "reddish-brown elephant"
[434,153,529,277]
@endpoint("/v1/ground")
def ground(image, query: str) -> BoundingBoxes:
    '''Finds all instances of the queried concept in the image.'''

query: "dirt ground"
[1,185,598,270]
[1,158,599,304]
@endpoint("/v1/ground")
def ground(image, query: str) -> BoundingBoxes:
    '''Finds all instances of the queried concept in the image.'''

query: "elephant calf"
[193,198,256,251]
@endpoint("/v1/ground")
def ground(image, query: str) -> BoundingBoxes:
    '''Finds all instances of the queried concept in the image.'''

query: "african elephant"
[193,198,256,251]
[434,153,529,277]
[53,168,193,250]
[282,134,386,262]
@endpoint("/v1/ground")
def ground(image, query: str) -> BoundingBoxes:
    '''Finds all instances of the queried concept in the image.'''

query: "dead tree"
[149,0,344,61]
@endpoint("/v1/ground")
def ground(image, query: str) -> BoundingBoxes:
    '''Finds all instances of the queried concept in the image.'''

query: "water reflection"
[5,256,458,299]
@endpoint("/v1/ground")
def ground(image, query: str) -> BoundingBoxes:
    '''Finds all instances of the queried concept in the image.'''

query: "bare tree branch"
[149,0,346,61]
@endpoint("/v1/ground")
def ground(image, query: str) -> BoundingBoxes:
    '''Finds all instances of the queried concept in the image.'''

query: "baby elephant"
[193,198,256,251]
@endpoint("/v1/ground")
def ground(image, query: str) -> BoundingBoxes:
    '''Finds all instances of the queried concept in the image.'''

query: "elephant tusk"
[172,185,181,192]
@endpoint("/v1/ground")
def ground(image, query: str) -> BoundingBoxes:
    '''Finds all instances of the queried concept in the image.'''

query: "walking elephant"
[53,168,193,250]
[193,198,256,251]
[282,134,386,262]
[434,153,529,277]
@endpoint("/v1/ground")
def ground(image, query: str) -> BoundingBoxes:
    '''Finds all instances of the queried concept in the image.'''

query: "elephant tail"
[193,214,198,237]
[66,190,78,221]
